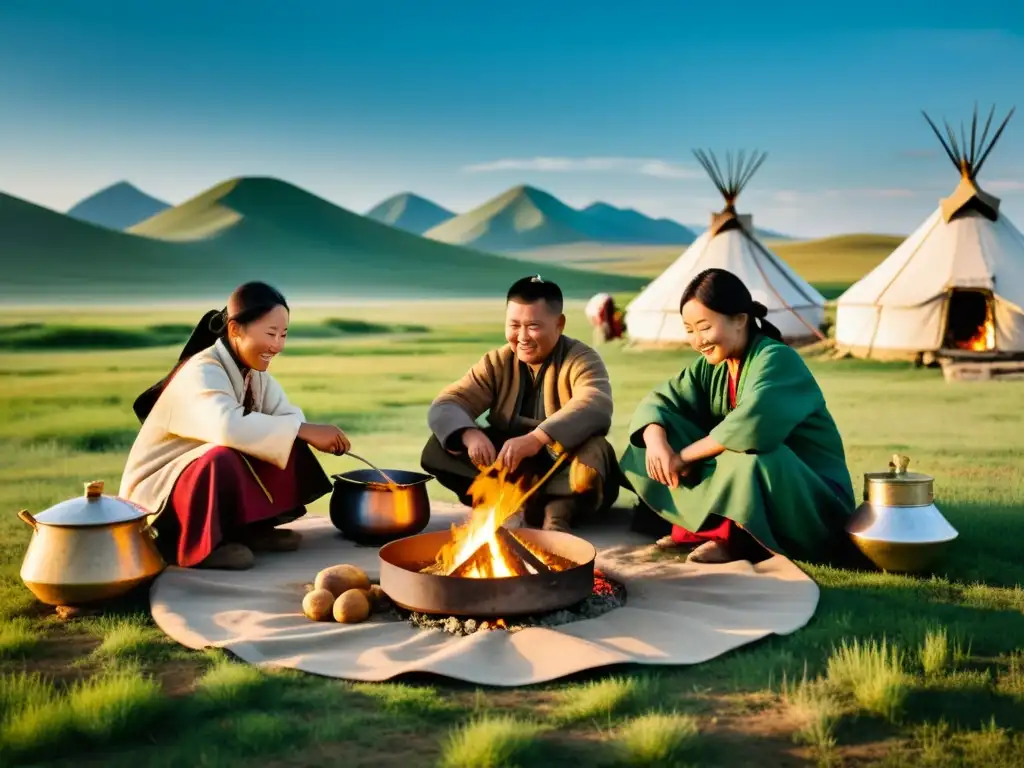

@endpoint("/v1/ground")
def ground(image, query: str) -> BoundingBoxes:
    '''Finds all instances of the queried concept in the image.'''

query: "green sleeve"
[709,345,822,453]
[627,361,710,447]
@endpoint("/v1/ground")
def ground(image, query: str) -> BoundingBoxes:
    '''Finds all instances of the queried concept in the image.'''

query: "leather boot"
[242,528,303,552]
[196,543,255,570]
[542,497,578,533]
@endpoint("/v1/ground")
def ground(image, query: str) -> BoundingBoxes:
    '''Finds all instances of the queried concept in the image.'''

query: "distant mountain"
[119,177,641,299]
[0,181,644,303]
[685,223,799,241]
[424,185,696,252]
[365,192,455,234]
[581,203,696,244]
[66,181,171,230]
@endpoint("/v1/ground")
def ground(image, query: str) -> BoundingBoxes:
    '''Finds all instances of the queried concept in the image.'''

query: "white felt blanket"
[150,504,819,687]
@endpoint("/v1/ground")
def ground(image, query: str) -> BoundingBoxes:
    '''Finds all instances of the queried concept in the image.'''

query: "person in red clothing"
[120,282,349,570]
[619,268,855,565]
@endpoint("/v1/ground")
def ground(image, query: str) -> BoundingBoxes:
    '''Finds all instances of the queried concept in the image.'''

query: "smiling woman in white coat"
[119,281,352,570]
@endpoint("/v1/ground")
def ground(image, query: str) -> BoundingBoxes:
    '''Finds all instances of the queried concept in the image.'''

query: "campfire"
[377,460,599,620]
[958,316,996,352]
[945,289,996,352]
[421,467,575,579]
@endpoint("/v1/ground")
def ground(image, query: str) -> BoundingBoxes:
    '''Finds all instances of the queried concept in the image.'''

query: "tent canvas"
[835,105,1024,359]
[624,150,826,346]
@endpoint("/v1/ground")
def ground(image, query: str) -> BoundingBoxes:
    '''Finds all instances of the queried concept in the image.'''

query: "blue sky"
[2,1,1023,237]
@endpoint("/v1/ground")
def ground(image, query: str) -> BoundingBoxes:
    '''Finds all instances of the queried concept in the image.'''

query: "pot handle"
[140,512,161,537]
[18,510,38,530]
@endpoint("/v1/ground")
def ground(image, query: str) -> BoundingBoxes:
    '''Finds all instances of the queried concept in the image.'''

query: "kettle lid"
[33,481,149,526]
[863,454,933,484]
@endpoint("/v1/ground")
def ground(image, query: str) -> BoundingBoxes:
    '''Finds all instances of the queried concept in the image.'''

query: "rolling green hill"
[0,179,644,304]
[0,191,233,300]
[424,185,591,252]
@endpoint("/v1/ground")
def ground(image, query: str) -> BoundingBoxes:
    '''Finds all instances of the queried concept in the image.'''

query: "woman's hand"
[299,423,351,455]
[645,443,686,488]
[643,427,684,488]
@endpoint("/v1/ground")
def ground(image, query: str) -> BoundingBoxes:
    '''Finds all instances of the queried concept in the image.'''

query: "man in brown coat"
[420,275,620,531]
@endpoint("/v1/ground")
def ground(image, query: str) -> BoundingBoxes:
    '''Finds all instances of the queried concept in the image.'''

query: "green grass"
[826,636,909,721]
[1,297,1023,766]
[438,714,547,768]
[612,712,700,766]
[0,317,431,351]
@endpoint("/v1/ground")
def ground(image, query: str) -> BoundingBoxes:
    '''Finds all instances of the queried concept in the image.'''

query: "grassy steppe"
[1,296,1022,767]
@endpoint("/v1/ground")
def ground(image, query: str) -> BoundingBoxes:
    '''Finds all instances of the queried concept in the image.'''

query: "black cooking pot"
[328,468,434,544]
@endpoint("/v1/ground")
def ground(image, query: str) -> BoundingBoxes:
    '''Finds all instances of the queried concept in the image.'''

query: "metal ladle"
[344,452,400,487]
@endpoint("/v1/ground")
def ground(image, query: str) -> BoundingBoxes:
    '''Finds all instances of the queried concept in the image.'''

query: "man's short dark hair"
[506,275,563,314]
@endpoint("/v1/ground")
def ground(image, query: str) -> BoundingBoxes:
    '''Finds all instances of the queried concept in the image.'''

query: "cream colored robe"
[427,335,615,496]
[118,339,306,515]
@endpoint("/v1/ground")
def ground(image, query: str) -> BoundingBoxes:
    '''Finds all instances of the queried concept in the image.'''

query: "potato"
[302,588,336,621]
[314,572,349,599]
[368,584,389,608]
[333,564,371,591]
[333,589,371,624]
[313,564,371,597]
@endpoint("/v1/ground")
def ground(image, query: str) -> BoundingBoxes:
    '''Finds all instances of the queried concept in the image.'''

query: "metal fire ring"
[378,528,597,617]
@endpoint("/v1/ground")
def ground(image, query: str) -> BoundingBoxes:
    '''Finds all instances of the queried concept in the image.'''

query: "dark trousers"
[420,427,618,529]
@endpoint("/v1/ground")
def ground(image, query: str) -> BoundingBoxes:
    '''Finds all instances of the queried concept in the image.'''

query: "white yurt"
[624,150,826,347]
[835,106,1024,359]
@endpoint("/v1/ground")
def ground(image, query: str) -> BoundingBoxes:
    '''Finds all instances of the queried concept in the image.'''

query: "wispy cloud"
[986,179,1024,193]
[824,187,915,198]
[771,189,803,203]
[766,188,913,203]
[460,156,700,179]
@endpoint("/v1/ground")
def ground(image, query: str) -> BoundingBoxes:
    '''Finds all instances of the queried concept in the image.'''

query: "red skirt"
[155,441,332,567]
[670,515,736,545]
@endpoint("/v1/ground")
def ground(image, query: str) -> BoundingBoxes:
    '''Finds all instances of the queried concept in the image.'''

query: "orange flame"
[960,316,995,351]
[430,468,565,578]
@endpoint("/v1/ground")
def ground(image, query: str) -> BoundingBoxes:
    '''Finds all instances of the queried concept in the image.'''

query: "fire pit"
[378,461,602,617]
[379,527,596,617]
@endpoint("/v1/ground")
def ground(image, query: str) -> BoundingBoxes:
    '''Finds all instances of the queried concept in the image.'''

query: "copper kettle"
[19,480,166,607]
[845,454,958,573]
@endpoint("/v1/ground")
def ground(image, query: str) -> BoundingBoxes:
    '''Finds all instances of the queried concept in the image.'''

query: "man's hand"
[461,429,497,468]
[496,433,543,474]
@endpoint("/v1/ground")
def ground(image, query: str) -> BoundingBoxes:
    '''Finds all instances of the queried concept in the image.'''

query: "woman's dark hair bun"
[678,267,784,343]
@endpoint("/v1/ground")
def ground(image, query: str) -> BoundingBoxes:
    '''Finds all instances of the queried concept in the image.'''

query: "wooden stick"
[495,527,552,574]
[491,533,532,577]
[446,541,489,577]
[442,451,577,577]
[448,539,531,578]
[490,451,572,529]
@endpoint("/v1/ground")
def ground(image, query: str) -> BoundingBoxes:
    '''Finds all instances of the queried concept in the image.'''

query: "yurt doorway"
[942,289,995,352]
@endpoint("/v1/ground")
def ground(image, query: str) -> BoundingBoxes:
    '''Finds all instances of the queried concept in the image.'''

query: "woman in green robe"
[619,268,856,565]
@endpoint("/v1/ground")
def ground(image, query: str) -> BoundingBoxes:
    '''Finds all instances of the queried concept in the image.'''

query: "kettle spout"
[18,510,38,530]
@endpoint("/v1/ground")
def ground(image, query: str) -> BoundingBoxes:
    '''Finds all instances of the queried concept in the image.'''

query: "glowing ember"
[424,467,572,578]
[394,569,627,635]
[959,316,995,351]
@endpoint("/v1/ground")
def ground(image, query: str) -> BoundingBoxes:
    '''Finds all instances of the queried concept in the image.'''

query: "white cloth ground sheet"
[150,504,819,687]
